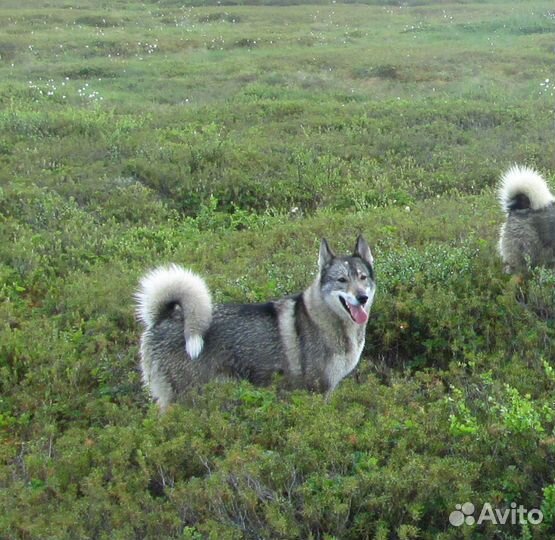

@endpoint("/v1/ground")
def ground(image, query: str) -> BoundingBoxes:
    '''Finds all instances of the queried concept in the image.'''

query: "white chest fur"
[326,335,365,391]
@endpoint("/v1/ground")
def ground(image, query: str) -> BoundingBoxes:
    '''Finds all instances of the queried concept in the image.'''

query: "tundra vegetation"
[1,0,555,538]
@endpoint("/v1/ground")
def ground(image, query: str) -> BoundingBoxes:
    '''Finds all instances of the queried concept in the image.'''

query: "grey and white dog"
[498,165,555,273]
[136,236,375,409]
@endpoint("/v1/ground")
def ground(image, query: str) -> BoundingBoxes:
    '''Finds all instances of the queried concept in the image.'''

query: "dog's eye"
[337,277,347,283]
[360,275,367,281]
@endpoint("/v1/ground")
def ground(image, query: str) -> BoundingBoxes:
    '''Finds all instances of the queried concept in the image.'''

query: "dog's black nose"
[357,294,368,306]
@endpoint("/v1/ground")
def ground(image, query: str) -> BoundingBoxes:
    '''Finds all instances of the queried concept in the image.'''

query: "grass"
[2,0,555,538]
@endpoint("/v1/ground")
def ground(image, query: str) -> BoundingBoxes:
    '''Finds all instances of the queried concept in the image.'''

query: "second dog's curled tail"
[498,164,554,212]
[135,264,212,360]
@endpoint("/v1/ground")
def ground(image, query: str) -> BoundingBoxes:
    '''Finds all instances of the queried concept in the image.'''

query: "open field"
[2,0,555,538]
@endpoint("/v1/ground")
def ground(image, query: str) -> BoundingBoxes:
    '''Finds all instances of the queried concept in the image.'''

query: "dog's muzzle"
[356,294,369,306]
[339,294,369,325]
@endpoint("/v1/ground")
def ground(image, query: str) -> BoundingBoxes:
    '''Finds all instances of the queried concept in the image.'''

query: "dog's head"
[318,235,375,325]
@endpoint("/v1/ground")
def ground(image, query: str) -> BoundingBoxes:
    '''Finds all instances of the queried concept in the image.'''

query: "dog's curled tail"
[135,264,212,360]
[498,165,554,212]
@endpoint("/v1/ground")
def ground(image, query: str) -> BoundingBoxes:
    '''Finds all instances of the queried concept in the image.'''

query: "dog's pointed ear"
[319,238,335,270]
[354,235,373,266]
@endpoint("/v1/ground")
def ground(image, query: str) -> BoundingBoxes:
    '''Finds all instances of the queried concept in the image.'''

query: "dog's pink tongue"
[348,303,368,325]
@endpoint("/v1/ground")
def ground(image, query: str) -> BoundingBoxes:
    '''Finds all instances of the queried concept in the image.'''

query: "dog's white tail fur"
[498,165,554,212]
[135,265,212,360]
